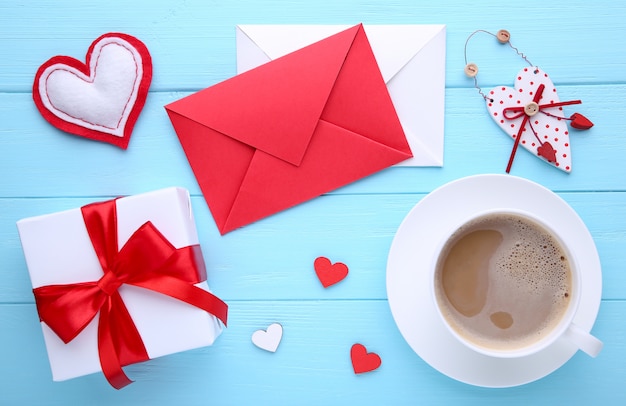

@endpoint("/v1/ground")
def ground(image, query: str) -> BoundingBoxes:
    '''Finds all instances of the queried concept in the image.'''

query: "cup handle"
[563,323,603,357]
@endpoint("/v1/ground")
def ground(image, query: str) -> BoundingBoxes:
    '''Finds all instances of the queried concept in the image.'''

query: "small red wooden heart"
[314,256,348,288]
[350,343,381,374]
[537,142,557,163]
[570,113,594,130]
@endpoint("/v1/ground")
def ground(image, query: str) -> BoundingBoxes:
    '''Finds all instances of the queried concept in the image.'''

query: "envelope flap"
[166,25,362,167]
[237,25,350,61]
[364,25,445,83]
[238,24,445,83]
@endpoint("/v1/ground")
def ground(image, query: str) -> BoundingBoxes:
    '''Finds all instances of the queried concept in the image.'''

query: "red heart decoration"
[537,142,557,162]
[32,33,152,149]
[570,113,594,130]
[350,343,381,374]
[314,256,348,288]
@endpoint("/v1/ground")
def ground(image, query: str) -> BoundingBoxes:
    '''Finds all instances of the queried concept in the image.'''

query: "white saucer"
[386,174,602,388]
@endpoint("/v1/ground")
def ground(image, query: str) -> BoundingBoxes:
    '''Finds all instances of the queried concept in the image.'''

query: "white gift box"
[17,187,223,382]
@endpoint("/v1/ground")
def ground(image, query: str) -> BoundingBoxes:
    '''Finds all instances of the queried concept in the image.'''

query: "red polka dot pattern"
[486,67,572,172]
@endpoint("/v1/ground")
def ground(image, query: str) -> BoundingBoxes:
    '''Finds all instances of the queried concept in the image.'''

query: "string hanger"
[464,29,535,102]
[463,29,593,173]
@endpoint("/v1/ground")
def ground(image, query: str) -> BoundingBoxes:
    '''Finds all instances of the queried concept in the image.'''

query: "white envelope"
[236,24,446,167]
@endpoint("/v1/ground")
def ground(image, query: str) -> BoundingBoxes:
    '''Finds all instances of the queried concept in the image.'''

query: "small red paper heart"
[570,113,594,130]
[314,256,348,288]
[350,343,381,374]
[537,142,557,163]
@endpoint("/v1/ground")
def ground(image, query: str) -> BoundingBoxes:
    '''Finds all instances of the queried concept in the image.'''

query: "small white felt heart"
[41,38,141,136]
[486,67,572,172]
[251,323,283,353]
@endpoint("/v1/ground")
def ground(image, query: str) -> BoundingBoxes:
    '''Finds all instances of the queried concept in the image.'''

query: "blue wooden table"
[2,1,625,404]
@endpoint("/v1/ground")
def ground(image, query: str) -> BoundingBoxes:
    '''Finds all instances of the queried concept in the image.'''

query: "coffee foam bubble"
[436,213,572,351]
[493,215,570,306]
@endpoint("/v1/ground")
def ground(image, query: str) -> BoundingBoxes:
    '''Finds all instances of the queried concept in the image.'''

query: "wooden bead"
[464,63,478,77]
[524,101,539,116]
[497,29,511,43]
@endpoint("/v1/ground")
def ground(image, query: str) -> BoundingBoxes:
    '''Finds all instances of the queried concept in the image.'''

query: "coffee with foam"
[434,213,572,352]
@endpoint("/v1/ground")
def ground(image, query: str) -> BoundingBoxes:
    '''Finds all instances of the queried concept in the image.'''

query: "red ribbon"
[33,199,228,389]
[504,84,546,173]
[501,88,592,173]
[502,99,583,120]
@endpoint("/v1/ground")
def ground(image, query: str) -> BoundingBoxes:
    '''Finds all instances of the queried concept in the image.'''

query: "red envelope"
[165,24,412,234]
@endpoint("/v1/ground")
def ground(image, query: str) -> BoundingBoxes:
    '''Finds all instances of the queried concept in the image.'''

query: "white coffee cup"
[431,208,603,358]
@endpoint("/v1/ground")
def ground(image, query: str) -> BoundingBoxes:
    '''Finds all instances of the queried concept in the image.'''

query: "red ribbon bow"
[33,199,228,389]
[501,84,593,173]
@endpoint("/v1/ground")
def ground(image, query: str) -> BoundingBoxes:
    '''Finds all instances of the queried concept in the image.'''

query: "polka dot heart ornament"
[464,30,593,173]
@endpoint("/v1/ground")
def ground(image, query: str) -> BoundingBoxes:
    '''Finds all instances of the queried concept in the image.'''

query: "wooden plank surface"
[1,0,625,404]
[1,301,625,405]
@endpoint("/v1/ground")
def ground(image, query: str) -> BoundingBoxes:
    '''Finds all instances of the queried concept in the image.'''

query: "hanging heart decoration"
[465,30,593,172]
[485,67,594,172]
[32,33,152,149]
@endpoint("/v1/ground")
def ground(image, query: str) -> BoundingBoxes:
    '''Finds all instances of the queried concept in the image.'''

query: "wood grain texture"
[1,0,625,404]
[2,193,626,303]
[1,301,624,405]
[2,85,624,197]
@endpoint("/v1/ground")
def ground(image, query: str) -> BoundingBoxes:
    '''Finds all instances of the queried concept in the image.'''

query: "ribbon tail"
[132,276,228,326]
[506,84,545,173]
[98,297,133,389]
[506,116,530,173]
[98,293,149,390]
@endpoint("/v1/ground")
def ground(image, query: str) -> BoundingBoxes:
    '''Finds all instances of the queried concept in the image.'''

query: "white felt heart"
[39,37,142,136]
[33,33,152,149]
[251,323,283,353]
[486,67,572,172]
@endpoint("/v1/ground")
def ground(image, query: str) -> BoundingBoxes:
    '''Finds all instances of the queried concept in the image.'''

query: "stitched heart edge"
[32,33,153,149]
